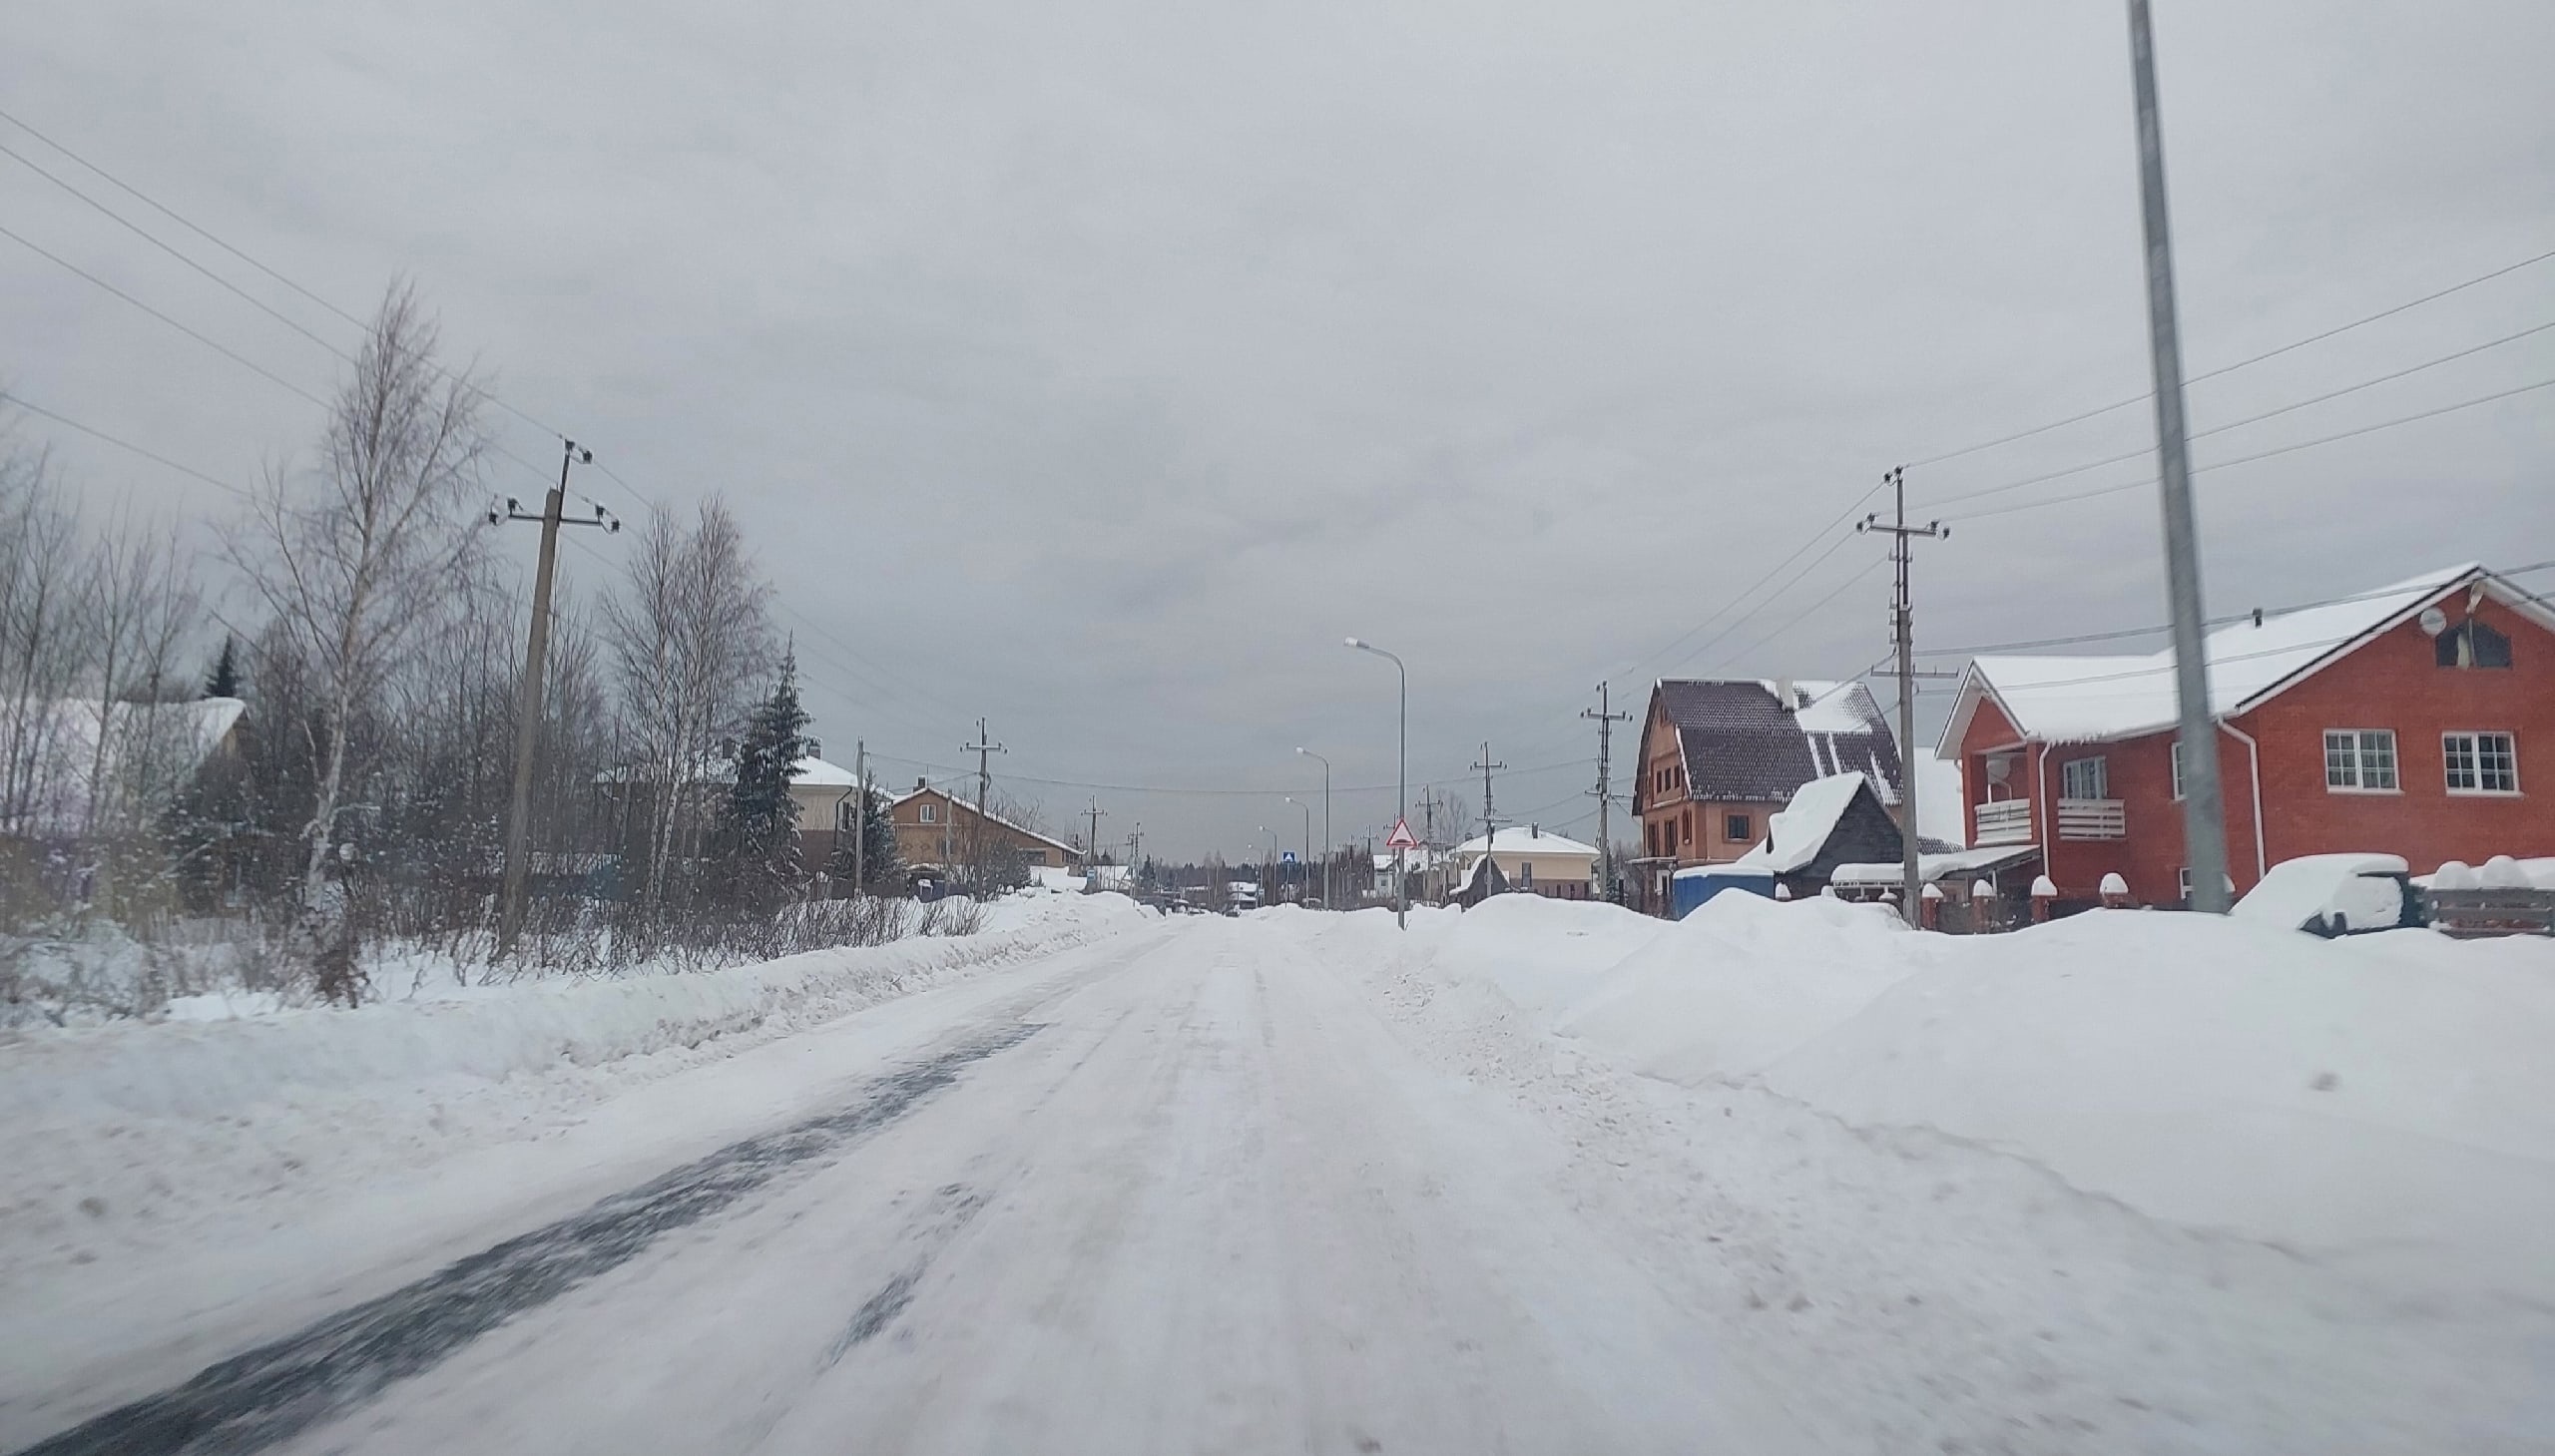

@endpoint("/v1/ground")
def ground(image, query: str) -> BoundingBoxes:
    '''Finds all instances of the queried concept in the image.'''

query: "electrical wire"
[0,222,329,408]
[0,390,254,501]
[1947,376,2555,524]
[1917,560,2555,657]
[1904,243,2555,469]
[1916,318,2555,512]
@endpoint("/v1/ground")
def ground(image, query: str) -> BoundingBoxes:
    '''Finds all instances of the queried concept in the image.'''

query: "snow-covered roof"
[1651,679,1903,807]
[1453,826,1602,859]
[886,783,1080,855]
[786,755,857,787]
[3,696,245,831]
[1825,845,2041,886]
[1938,564,2547,751]
[1736,771,1872,875]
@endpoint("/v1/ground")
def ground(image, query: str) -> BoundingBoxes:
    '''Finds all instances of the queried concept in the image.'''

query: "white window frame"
[2177,866,2192,903]
[919,801,938,823]
[2171,739,2186,800]
[2060,754,2108,800]
[2442,730,2520,795]
[2323,728,2399,793]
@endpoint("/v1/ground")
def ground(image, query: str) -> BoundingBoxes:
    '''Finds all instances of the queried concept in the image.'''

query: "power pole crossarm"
[1859,466,1944,928]
[497,439,614,951]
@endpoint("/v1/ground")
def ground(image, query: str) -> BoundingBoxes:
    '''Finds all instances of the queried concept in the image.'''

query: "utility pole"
[1420,786,1439,903]
[1859,466,1945,927]
[1127,822,1143,875]
[963,719,1005,815]
[2127,0,2233,912]
[496,439,612,951]
[1296,747,1331,910]
[850,738,867,897]
[1472,742,1505,886]
[1584,682,1631,901]
[1085,795,1108,871]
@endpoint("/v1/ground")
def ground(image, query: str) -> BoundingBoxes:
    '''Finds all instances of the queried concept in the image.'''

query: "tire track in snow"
[11,1025,1041,1456]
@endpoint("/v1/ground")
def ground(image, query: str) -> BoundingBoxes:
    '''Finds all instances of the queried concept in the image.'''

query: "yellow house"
[1452,825,1601,900]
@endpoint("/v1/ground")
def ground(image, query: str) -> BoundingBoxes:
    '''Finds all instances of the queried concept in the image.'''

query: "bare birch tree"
[602,498,771,913]
[222,283,488,918]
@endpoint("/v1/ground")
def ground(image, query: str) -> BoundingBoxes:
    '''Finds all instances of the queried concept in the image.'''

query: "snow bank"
[1772,917,2555,1292]
[1553,892,1918,1081]
[0,893,1149,1288]
[1,893,1143,1127]
[1424,893,1666,1016]
[1509,897,2555,1294]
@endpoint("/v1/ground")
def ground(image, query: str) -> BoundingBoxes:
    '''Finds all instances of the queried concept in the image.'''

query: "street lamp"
[1283,795,1311,901]
[1295,746,1331,910]
[1345,637,1407,928]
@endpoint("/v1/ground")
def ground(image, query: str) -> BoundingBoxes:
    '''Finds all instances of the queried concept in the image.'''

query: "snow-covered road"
[8,905,2548,1454]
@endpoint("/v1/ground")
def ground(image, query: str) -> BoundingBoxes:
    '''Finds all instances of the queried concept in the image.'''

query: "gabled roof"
[1935,564,2551,753]
[1652,679,1904,805]
[4,696,247,831]
[1726,770,1883,874]
[888,783,1080,855]
[1453,825,1602,858]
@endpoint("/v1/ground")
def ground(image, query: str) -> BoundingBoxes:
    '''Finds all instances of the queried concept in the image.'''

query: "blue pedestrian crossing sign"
[1280,850,1298,864]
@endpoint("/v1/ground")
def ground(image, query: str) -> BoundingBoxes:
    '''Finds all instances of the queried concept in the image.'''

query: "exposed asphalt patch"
[821,1181,989,1366]
[14,1024,1040,1456]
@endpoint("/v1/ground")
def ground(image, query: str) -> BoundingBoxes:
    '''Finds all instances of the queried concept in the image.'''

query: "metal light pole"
[2125,0,2232,911]
[1296,746,1331,909]
[1345,638,1407,929]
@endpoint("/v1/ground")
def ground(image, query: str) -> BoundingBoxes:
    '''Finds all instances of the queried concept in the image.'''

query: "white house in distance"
[1452,824,1602,900]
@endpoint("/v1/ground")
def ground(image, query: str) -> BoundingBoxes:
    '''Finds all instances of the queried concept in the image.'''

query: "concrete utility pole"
[1127,822,1143,876]
[1420,786,1440,898]
[1860,466,1944,927]
[2126,0,2233,912]
[1296,747,1330,909]
[496,439,612,951]
[1584,682,1631,901]
[850,738,867,897]
[1085,796,1107,870]
[963,719,1005,815]
[1472,741,1505,867]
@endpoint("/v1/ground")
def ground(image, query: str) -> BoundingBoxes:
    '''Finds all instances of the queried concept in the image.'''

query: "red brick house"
[1632,678,1906,912]
[1935,564,2553,906]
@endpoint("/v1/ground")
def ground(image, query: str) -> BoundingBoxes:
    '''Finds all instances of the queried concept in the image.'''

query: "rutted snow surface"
[3,895,2549,1454]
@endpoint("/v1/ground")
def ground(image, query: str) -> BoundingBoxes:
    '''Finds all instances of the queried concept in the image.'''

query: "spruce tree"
[831,784,904,892]
[725,650,813,907]
[205,637,242,699]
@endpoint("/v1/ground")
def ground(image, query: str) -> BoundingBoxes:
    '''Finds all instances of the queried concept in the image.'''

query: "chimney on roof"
[1531,823,1541,837]
[1775,677,1796,711]
[915,776,927,791]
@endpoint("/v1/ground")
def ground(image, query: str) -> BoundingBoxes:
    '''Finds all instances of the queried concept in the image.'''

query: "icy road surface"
[8,907,2545,1454]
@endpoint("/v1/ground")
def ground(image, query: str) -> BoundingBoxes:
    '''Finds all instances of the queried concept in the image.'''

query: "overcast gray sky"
[6,0,2551,859]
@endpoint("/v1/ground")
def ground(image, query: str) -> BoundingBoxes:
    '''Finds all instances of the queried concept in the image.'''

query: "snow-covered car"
[2232,853,2423,937]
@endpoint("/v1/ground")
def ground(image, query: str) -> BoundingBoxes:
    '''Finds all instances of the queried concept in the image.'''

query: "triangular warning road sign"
[1384,817,1421,851]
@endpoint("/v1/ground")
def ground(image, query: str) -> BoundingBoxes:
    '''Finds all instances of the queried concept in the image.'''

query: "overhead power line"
[1918,559,2555,657]
[1946,375,2555,524]
[1916,317,2555,511]
[0,390,255,501]
[1905,243,2555,470]
[0,221,328,408]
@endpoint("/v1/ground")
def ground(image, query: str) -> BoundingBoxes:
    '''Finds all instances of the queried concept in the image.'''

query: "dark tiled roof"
[1656,679,1905,805]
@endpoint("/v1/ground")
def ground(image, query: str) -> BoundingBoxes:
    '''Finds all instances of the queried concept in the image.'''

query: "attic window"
[919,802,938,823]
[2435,619,2512,669]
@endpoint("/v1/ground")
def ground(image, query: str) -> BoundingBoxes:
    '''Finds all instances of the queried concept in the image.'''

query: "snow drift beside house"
[1429,892,2555,1298]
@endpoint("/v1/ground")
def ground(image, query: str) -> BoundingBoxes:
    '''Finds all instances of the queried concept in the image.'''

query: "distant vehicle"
[2233,853,2424,937]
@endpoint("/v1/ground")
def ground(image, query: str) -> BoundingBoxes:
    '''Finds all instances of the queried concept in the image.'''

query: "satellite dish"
[1985,757,2012,783]
[2419,606,2449,638]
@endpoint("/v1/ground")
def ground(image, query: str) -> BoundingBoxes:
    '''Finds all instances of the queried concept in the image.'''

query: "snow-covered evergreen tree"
[724,649,812,906]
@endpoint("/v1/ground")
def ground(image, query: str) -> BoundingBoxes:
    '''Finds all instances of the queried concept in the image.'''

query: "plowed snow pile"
[1451,894,2555,1298]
